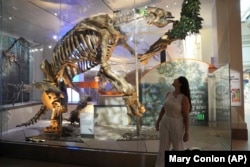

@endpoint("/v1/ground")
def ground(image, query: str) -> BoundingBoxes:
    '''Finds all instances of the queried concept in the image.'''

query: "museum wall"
[200,28,213,64]
[215,0,248,140]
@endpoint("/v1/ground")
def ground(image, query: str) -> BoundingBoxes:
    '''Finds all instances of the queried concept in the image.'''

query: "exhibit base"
[0,141,156,167]
[0,120,159,167]
[0,115,231,167]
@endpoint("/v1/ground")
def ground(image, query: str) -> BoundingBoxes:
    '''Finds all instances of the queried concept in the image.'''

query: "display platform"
[1,120,159,152]
[1,120,229,151]
[0,120,230,167]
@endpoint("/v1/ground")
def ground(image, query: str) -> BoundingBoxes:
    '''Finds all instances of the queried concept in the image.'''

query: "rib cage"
[46,13,120,84]
[50,29,102,81]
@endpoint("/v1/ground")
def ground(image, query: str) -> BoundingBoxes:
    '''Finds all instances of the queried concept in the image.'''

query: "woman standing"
[155,76,192,167]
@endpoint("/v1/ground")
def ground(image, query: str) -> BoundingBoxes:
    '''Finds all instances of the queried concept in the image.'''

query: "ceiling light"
[53,35,57,40]
[12,6,17,10]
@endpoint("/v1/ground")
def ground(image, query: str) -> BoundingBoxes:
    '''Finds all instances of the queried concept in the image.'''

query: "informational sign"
[80,103,94,138]
[190,86,207,122]
[230,72,241,106]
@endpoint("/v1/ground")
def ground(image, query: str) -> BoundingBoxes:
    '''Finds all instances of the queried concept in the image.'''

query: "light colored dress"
[155,92,185,167]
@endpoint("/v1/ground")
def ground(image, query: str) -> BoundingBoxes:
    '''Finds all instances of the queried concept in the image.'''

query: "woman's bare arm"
[155,107,165,131]
[182,96,190,142]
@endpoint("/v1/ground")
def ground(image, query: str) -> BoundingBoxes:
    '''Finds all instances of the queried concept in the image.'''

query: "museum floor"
[1,102,250,167]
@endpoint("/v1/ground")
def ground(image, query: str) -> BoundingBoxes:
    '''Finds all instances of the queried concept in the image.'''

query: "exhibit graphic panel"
[230,71,241,106]
[140,59,211,126]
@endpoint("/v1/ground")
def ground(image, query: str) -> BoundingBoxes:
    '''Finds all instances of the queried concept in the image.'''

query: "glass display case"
[0,0,233,166]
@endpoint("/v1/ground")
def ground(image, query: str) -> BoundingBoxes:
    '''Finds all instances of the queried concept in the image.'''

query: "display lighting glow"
[66,146,81,150]
[53,35,57,40]
[30,48,43,52]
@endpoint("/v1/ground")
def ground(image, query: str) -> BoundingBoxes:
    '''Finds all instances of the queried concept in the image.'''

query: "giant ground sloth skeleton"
[16,2,203,133]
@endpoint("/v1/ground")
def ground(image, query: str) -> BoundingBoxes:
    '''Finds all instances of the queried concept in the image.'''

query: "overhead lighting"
[12,6,18,10]
[53,35,57,40]
[102,0,155,11]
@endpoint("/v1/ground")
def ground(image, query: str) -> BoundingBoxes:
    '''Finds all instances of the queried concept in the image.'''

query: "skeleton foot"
[44,120,61,133]
[124,92,146,117]
[131,104,146,117]
[138,104,146,114]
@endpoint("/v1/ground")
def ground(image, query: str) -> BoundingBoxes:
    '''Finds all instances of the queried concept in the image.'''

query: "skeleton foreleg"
[138,33,171,65]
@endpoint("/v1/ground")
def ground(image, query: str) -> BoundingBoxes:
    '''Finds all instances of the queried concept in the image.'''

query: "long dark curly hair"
[178,76,192,112]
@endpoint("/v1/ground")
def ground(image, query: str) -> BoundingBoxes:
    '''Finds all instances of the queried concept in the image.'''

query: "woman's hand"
[183,132,189,142]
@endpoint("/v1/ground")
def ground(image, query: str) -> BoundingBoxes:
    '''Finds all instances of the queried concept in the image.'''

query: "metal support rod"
[134,1,141,137]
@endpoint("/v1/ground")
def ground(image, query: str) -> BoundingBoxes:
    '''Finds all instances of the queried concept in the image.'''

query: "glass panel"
[208,64,231,149]
[0,0,232,156]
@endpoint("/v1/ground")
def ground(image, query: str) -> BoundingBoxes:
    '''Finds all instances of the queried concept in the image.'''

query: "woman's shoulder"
[181,94,189,102]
